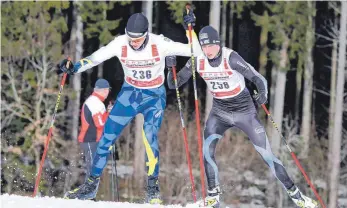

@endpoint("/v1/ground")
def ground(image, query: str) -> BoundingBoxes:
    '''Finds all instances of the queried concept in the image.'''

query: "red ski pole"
[171,65,197,202]
[33,59,71,197]
[186,3,206,202]
[257,93,326,208]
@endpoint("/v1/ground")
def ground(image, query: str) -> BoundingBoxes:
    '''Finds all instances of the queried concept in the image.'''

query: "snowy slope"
[0,194,200,208]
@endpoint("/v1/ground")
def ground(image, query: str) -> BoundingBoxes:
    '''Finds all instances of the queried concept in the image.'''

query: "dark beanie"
[126,13,149,38]
[198,26,221,46]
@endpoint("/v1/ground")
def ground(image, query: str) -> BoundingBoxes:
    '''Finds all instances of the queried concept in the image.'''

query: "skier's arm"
[166,57,196,89]
[160,32,202,58]
[73,38,119,73]
[228,52,268,95]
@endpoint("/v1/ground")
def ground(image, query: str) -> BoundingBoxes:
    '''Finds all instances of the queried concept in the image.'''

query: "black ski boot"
[64,175,100,200]
[145,176,162,204]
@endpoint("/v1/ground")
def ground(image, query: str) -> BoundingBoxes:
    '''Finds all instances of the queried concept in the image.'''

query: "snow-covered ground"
[0,194,200,208]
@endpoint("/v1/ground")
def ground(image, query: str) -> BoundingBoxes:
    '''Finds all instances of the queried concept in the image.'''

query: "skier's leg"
[139,86,166,204]
[202,109,231,207]
[91,89,138,177]
[234,111,294,188]
[203,109,230,189]
[234,111,317,207]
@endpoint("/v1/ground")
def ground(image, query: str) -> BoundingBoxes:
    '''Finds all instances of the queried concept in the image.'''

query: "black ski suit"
[167,48,295,190]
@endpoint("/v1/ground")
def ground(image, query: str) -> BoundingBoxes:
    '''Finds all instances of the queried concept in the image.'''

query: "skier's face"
[128,36,146,49]
[201,44,220,59]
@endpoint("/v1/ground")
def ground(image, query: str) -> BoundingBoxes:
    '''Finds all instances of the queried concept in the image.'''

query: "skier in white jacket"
[61,10,200,204]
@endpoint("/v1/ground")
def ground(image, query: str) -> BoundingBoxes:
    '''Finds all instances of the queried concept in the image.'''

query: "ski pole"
[111,146,115,201]
[171,65,197,202]
[256,92,326,208]
[111,145,120,201]
[114,148,120,202]
[33,59,71,197]
[185,3,206,202]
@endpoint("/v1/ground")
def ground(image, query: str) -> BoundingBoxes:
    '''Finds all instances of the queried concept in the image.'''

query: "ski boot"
[64,175,100,200]
[199,186,221,208]
[145,176,163,204]
[287,185,318,208]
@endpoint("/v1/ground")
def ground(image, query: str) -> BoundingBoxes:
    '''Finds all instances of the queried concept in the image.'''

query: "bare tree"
[271,35,290,155]
[64,0,84,191]
[329,2,346,207]
[68,1,83,141]
[301,1,315,158]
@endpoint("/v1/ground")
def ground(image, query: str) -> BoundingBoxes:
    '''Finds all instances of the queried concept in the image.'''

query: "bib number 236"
[132,70,152,79]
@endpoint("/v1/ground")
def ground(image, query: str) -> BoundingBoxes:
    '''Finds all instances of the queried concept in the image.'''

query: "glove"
[183,5,196,30]
[253,91,267,105]
[165,56,177,68]
[59,59,75,75]
[166,68,176,90]
[107,102,114,113]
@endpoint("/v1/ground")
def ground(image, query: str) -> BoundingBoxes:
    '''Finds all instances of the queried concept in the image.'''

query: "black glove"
[59,59,75,75]
[165,56,177,68]
[183,5,196,30]
[253,91,267,105]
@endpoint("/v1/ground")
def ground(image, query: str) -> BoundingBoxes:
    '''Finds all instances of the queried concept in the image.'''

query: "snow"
[0,194,202,208]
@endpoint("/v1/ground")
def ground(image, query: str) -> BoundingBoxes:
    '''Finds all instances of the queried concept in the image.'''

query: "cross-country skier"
[165,26,318,208]
[60,11,199,204]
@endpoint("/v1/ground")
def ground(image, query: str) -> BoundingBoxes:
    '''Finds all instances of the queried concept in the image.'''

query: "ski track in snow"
[0,194,202,208]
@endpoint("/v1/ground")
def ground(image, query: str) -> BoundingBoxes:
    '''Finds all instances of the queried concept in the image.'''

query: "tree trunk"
[301,1,315,158]
[329,2,346,207]
[327,39,337,181]
[295,67,302,121]
[67,1,83,190]
[269,65,277,135]
[267,37,289,207]
[227,2,233,48]
[271,38,289,155]
[97,40,104,80]
[258,11,269,76]
[221,2,227,46]
[327,17,339,200]
[72,2,83,140]
[97,8,107,79]
[205,0,220,122]
[142,0,153,32]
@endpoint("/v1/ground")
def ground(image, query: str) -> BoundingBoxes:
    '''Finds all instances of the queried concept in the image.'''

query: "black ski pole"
[111,146,115,201]
[111,145,120,201]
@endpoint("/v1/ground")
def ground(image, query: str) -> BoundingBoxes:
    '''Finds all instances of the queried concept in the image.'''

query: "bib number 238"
[132,70,152,79]
[211,81,229,89]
